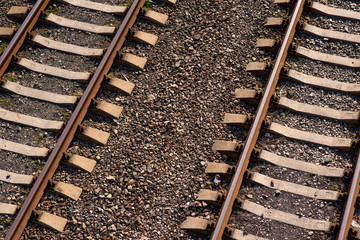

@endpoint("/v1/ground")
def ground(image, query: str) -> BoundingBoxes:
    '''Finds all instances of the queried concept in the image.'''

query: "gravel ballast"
[18,0,281,239]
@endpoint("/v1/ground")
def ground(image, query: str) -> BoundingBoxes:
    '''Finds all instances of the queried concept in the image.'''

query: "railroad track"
[0,0,174,239]
[181,0,360,239]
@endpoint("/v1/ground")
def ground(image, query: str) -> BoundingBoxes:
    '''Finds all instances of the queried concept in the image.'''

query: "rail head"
[5,0,145,239]
[337,150,360,240]
[210,0,307,239]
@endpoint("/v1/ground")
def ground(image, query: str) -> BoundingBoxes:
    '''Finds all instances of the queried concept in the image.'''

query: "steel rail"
[337,151,360,240]
[5,0,145,239]
[0,0,50,77]
[210,0,306,239]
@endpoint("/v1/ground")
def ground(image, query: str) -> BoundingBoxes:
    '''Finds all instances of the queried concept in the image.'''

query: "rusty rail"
[5,0,145,239]
[210,0,306,239]
[0,0,50,77]
[337,151,360,239]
